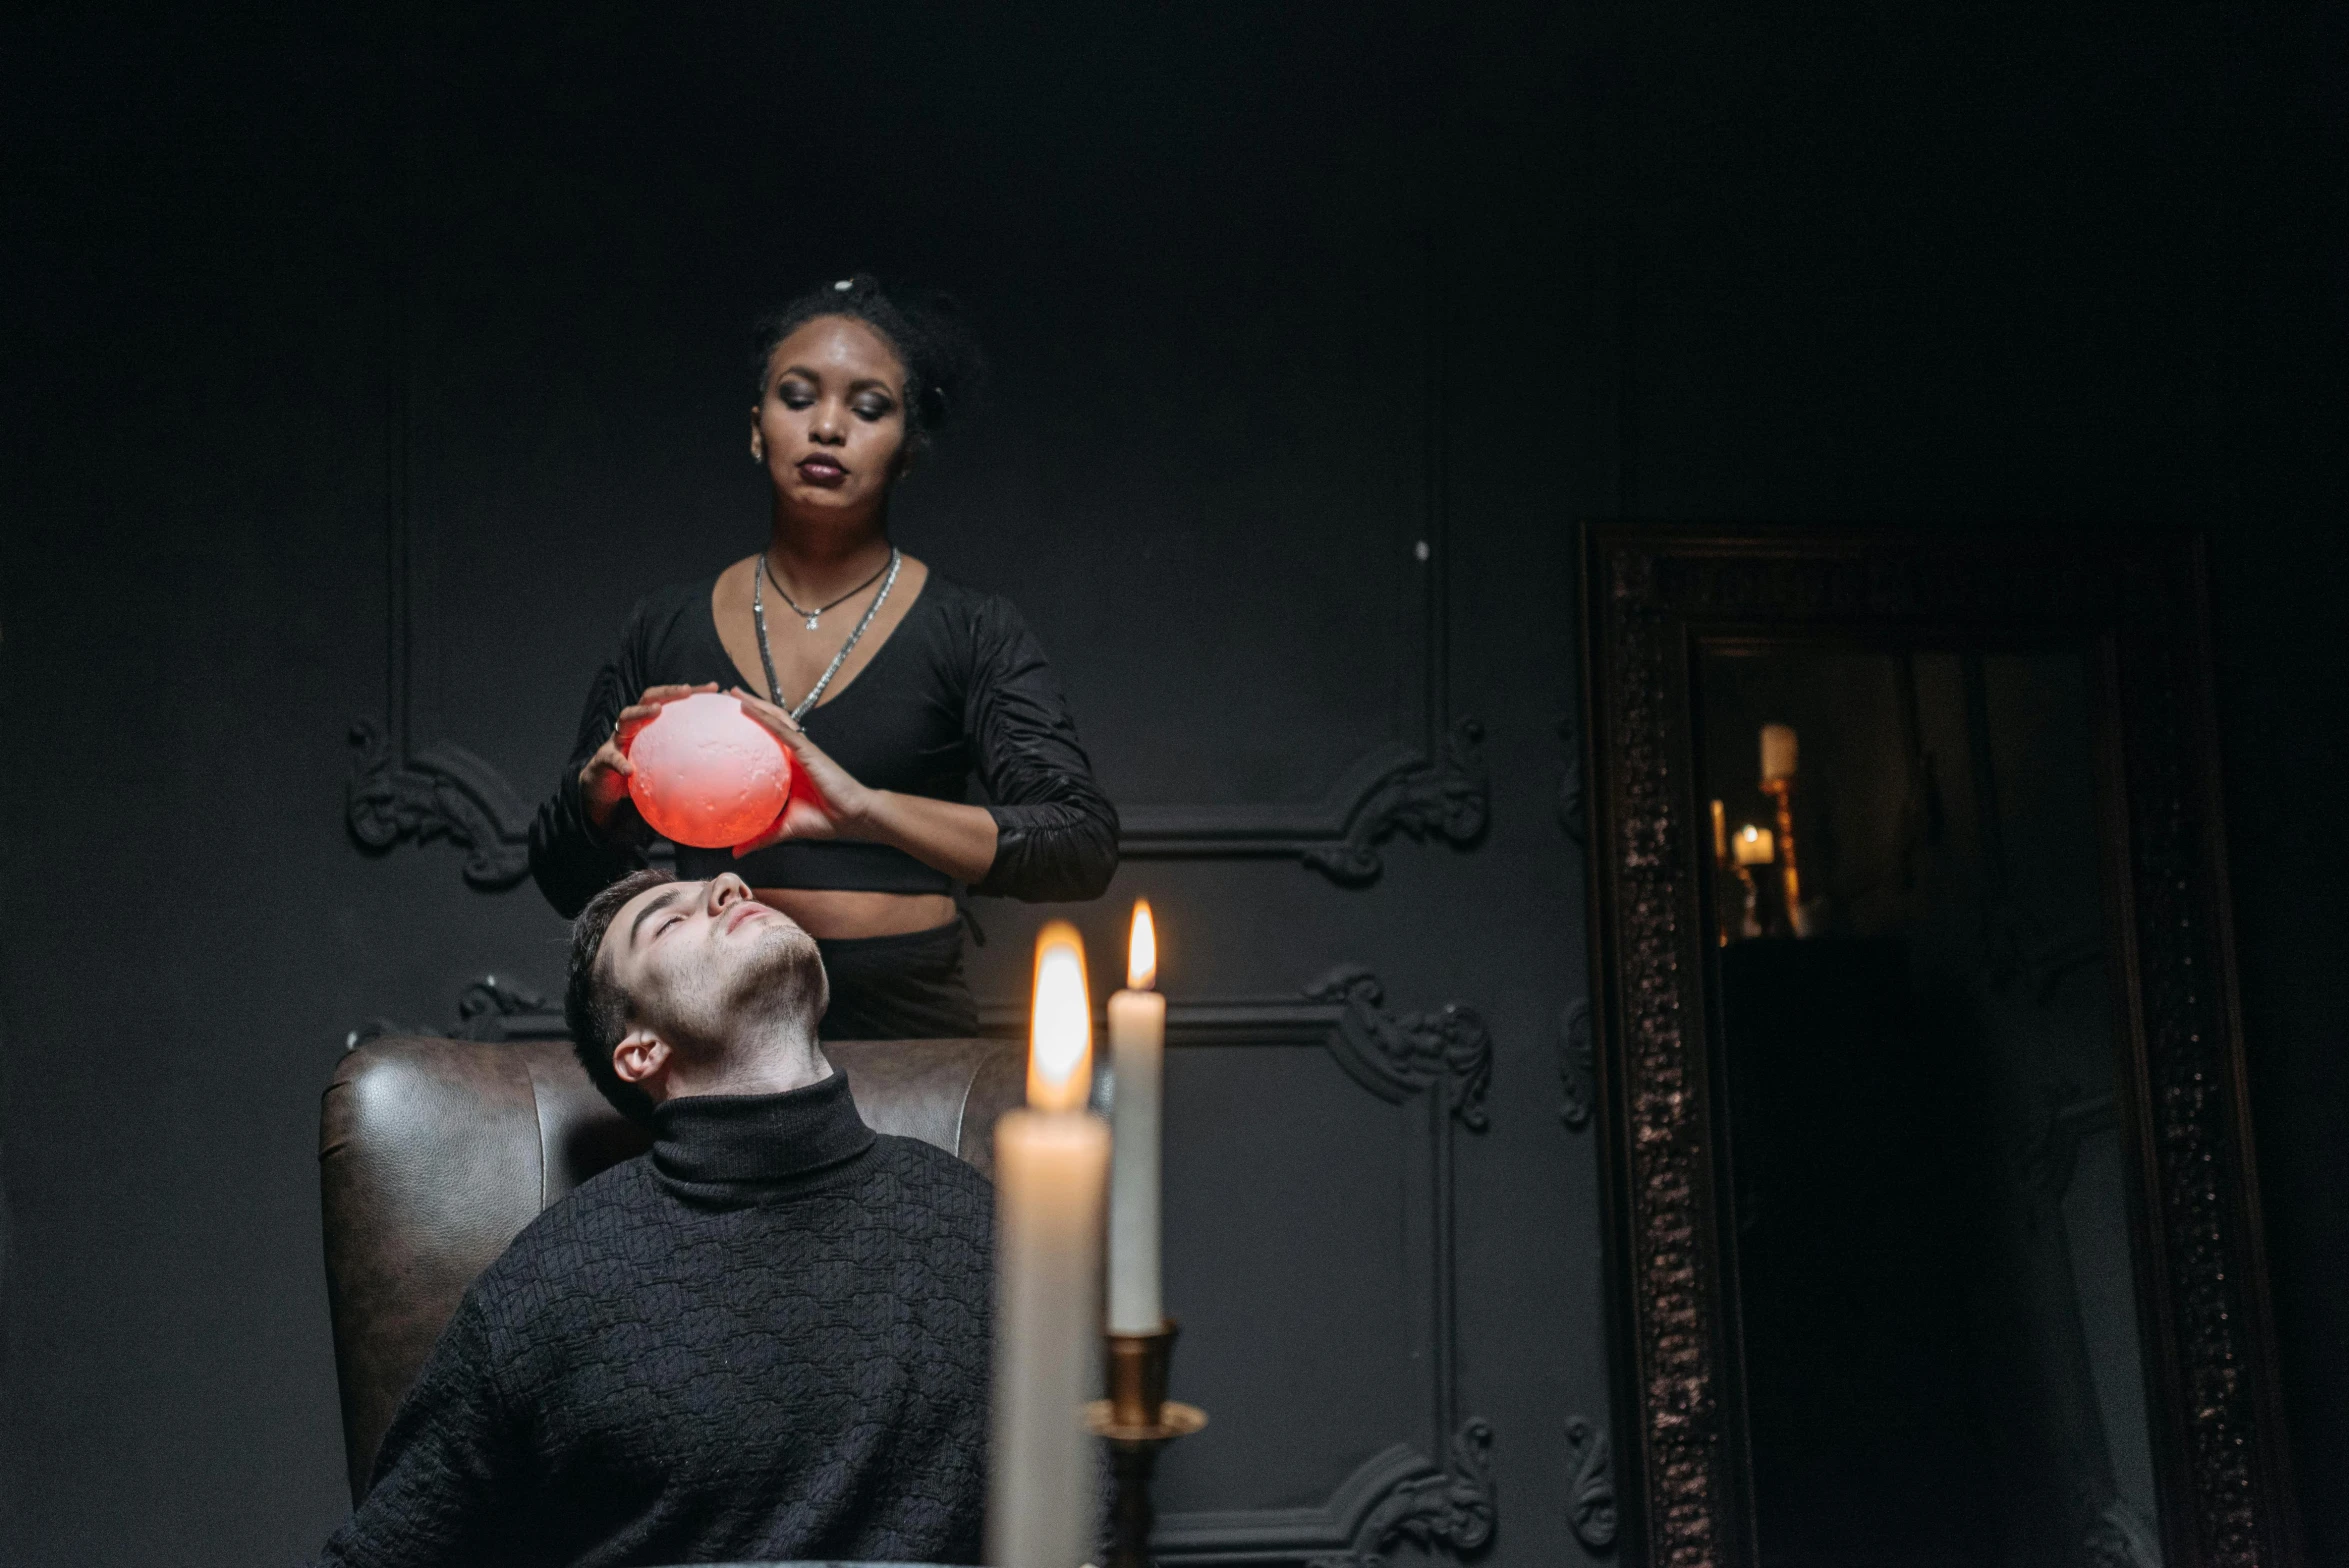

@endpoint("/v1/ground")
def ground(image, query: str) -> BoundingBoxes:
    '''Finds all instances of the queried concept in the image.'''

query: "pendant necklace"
[754,547,902,722]
[763,551,893,631]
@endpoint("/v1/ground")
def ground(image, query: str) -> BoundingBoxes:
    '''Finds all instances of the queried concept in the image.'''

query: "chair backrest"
[318,1034,1023,1501]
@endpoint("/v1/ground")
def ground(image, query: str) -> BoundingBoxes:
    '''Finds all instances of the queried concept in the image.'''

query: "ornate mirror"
[1580,525,2300,1567]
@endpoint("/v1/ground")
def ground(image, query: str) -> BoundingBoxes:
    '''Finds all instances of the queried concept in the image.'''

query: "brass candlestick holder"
[1760,776,1805,936]
[1085,1322,1207,1568]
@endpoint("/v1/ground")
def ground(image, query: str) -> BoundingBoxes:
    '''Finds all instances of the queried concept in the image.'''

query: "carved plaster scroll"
[1307,1419,1496,1568]
[1557,999,1595,1131]
[347,720,531,889]
[1565,1415,1618,1552]
[1306,964,1493,1129]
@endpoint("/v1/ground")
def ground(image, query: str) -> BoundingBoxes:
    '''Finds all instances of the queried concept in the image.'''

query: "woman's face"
[752,314,909,524]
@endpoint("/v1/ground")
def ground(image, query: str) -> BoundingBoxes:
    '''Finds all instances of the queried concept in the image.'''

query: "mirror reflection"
[1700,649,2162,1568]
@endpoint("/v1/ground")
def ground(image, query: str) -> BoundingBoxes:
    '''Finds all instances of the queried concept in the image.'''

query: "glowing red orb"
[625,692,795,849]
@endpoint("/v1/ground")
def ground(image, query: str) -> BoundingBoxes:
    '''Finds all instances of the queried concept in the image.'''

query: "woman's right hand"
[579,682,717,828]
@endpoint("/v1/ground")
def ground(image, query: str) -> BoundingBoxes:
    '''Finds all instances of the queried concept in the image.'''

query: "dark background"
[2,3,2341,1565]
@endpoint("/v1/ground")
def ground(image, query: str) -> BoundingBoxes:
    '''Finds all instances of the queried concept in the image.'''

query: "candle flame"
[1028,920,1092,1112]
[1128,901,1157,992]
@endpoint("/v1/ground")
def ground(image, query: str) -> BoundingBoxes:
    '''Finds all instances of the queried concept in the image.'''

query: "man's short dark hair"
[564,868,676,1125]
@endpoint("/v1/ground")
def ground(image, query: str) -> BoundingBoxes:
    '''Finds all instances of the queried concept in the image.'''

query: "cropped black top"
[528,569,1120,919]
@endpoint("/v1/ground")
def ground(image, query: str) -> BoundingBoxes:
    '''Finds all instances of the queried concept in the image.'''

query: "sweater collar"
[650,1068,876,1191]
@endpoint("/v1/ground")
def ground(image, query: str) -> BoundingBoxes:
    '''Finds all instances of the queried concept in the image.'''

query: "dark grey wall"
[3,4,2341,1566]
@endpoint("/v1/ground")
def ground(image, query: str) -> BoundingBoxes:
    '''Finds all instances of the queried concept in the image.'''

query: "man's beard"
[657,920,829,1062]
[714,920,828,1035]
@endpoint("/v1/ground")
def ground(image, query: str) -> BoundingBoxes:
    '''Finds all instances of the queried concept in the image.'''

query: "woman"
[529,275,1119,1038]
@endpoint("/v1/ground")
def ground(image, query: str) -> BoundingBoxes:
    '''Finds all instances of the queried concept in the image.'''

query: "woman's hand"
[729,687,879,853]
[578,682,718,829]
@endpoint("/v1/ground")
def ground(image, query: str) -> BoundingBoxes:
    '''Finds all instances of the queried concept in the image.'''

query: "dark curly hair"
[751,274,984,467]
[563,867,676,1125]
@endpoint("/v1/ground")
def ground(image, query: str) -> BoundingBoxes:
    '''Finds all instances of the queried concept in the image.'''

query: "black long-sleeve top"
[313,1072,994,1568]
[530,568,1120,917]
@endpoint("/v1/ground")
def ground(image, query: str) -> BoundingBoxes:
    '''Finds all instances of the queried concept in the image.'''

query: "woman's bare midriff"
[754,886,958,941]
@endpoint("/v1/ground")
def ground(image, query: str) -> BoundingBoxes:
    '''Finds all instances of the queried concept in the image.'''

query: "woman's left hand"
[729,688,877,854]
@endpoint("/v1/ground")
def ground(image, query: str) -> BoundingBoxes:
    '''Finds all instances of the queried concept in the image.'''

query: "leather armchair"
[319,1035,1023,1502]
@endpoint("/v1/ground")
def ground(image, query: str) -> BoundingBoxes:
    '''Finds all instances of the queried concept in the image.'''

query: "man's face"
[598,875,824,1080]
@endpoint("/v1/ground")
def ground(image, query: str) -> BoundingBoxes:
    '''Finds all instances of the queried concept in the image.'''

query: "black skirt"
[813,921,981,1041]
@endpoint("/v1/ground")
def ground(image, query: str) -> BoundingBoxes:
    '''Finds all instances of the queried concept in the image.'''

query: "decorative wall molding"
[1119,718,1488,887]
[1556,1000,1594,1132]
[1305,1419,1495,1568]
[1581,525,2298,1567]
[347,721,531,889]
[366,962,1497,1566]
[453,974,566,1040]
[1565,1416,1617,1552]
[1006,972,1496,1566]
[404,966,1491,1567]
[1554,717,1587,847]
[1160,1426,1492,1568]
[342,972,566,1051]
[1305,964,1492,1129]
[1303,720,1488,886]
[347,74,1484,894]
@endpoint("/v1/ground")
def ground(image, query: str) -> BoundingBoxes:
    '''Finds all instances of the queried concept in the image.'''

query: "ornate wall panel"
[324,16,1590,1568]
[377,968,1504,1568]
[344,3,1485,894]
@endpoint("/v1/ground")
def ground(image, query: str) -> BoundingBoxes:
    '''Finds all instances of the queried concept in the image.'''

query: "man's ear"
[612,1028,673,1096]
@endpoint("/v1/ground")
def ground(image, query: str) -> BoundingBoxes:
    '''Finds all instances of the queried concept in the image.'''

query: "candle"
[989,921,1109,1568]
[1025,924,1093,1113]
[1710,798,1729,861]
[1760,723,1798,783]
[1108,902,1167,1335]
[1733,824,1776,866]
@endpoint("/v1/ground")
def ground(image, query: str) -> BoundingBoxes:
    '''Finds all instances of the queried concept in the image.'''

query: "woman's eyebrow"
[779,365,898,394]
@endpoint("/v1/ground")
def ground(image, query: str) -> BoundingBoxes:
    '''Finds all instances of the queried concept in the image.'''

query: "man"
[315,869,993,1567]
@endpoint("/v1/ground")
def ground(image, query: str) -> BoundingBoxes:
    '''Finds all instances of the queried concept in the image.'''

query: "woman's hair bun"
[751,275,985,460]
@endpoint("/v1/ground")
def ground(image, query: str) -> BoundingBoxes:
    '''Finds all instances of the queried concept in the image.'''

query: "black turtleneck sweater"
[314,1071,994,1568]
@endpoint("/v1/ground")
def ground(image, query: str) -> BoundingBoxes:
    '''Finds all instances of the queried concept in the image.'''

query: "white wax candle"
[989,1108,1108,1568]
[1108,987,1166,1333]
[988,920,1105,1568]
[1108,901,1165,1335]
[1760,723,1799,782]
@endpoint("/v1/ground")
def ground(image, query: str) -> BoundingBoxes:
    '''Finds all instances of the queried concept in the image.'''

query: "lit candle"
[1733,824,1776,866]
[1108,902,1167,1334]
[989,921,1109,1568]
[1760,723,1798,783]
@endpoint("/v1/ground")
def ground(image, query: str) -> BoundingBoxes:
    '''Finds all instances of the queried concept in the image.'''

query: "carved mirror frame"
[1578,523,2301,1567]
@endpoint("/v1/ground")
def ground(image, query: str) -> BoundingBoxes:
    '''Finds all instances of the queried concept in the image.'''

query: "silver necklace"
[753,547,901,722]
[761,550,893,630]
